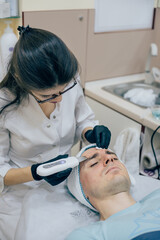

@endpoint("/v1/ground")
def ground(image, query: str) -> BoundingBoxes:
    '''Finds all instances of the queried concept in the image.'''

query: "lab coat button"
[53,115,56,119]
[47,124,51,128]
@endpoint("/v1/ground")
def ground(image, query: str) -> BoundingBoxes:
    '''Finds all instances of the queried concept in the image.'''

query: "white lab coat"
[0,77,98,239]
[0,77,98,192]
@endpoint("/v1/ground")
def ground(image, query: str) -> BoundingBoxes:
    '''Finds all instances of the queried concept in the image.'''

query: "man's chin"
[105,175,130,196]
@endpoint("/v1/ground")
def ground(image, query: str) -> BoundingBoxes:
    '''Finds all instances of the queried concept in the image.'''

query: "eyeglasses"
[33,79,77,104]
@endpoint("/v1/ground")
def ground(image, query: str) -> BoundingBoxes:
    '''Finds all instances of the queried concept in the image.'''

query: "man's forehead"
[81,147,96,156]
[81,148,116,157]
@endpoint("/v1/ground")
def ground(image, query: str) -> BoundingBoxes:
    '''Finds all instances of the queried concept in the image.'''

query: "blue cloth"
[66,189,160,240]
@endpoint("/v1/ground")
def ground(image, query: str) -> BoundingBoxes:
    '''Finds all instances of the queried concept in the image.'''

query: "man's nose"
[103,157,114,167]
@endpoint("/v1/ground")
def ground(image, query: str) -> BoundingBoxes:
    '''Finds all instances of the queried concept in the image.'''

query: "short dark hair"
[0,26,79,113]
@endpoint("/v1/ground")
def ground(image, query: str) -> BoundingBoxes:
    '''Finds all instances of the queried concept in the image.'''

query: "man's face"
[80,148,131,200]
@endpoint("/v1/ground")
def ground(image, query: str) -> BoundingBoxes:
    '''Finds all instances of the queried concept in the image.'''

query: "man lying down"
[66,145,160,240]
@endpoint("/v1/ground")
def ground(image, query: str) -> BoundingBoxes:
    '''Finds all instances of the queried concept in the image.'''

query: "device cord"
[151,125,160,180]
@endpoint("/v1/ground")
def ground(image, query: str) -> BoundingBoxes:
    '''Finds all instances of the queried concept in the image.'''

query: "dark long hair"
[0,26,79,114]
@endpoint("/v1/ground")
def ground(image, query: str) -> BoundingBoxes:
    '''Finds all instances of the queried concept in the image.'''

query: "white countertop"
[85,73,160,132]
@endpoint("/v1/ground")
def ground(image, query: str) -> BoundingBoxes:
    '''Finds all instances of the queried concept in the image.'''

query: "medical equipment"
[150,125,160,179]
[37,156,87,177]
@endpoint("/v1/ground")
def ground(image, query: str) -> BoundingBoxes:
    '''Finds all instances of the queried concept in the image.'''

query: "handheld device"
[37,156,87,177]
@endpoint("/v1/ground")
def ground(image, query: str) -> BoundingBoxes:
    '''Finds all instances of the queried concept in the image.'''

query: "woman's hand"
[31,154,72,186]
[84,125,111,149]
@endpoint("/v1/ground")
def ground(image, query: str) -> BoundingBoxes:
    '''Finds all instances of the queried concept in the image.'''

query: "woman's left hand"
[31,154,72,186]
[84,125,111,149]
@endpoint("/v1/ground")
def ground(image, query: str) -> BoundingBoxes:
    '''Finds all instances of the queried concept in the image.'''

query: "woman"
[0,25,111,192]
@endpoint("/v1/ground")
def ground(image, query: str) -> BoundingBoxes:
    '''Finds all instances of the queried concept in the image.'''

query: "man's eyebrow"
[86,153,99,161]
[82,150,118,166]
[105,150,117,156]
[84,151,117,160]
[82,153,99,166]
[105,150,118,160]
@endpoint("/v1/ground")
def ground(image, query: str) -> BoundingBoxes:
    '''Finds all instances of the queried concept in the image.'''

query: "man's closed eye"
[90,162,98,167]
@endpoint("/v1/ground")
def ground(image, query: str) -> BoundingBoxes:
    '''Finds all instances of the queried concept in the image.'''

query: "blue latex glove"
[31,154,72,186]
[85,125,111,149]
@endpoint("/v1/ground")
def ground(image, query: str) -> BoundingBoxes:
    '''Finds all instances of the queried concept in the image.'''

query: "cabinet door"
[86,9,154,82]
[23,10,88,85]
[85,96,141,149]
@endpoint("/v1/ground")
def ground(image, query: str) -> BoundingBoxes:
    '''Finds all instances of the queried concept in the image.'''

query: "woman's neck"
[38,102,56,118]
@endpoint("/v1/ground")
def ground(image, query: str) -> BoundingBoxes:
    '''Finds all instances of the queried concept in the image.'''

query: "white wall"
[21,0,94,11]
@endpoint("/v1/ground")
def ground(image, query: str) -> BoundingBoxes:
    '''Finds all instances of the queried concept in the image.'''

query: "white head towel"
[67,144,136,212]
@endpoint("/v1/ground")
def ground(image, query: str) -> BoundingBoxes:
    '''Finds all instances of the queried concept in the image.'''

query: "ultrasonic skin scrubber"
[37,156,87,177]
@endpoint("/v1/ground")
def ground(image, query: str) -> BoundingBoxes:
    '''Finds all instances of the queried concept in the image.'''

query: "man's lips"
[105,166,120,175]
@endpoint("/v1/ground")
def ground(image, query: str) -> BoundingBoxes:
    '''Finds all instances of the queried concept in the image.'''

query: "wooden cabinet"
[23,10,88,84]
[23,8,160,84]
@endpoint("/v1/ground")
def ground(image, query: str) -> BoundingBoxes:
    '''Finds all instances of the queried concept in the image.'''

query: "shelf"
[0,16,20,19]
